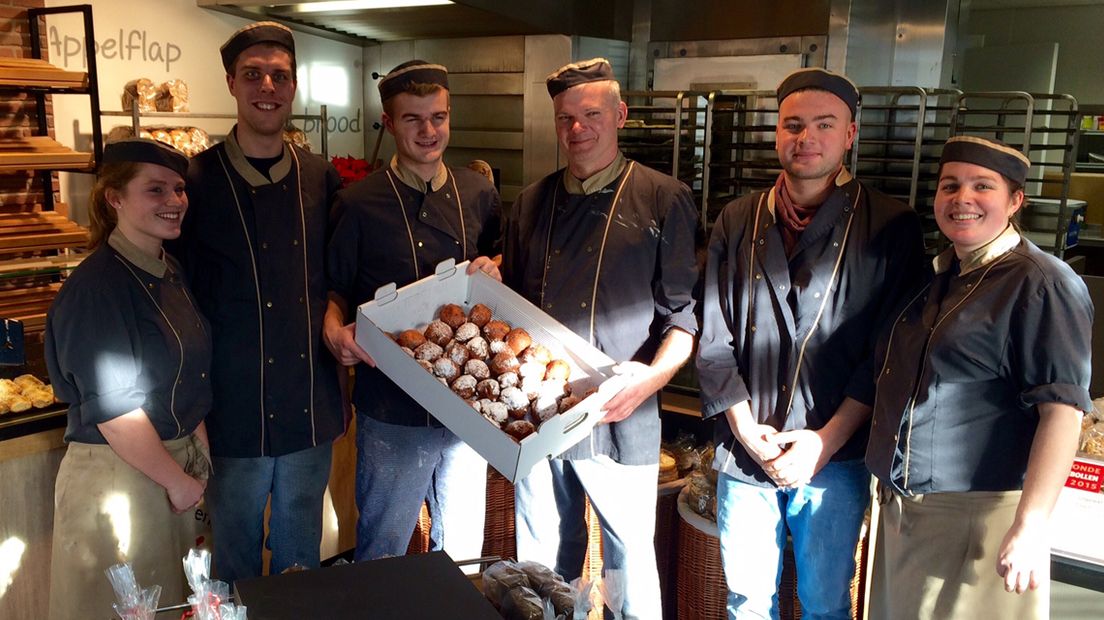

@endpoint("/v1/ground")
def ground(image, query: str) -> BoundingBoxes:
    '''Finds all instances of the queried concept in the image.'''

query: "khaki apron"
[48,434,210,620]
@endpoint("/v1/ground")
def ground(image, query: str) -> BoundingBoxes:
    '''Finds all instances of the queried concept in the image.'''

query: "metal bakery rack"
[949,91,1082,258]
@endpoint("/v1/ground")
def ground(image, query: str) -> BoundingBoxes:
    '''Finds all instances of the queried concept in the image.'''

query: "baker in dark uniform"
[172,22,343,582]
[46,139,211,618]
[866,136,1093,619]
[502,58,698,619]
[323,61,501,564]
[695,68,926,618]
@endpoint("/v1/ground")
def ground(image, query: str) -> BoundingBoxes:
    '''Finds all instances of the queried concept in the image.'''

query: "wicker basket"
[675,487,727,619]
[482,467,518,560]
[657,478,687,618]
[406,501,432,555]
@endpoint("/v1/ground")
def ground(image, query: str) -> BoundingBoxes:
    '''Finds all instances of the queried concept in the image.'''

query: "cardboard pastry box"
[355,260,625,482]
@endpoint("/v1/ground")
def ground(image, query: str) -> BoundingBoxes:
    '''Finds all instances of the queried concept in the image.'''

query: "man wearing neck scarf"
[695,68,927,619]
[322,60,501,565]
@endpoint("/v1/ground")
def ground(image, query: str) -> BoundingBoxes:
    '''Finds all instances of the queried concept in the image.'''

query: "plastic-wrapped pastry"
[155,79,189,112]
[13,374,43,390]
[0,378,18,396]
[24,386,54,409]
[8,396,31,413]
[121,78,157,112]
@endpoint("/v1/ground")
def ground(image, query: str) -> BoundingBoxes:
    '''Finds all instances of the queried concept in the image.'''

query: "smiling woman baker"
[44,139,212,619]
[865,136,1094,619]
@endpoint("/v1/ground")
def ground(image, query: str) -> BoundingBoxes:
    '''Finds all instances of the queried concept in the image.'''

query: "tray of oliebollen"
[355,259,626,482]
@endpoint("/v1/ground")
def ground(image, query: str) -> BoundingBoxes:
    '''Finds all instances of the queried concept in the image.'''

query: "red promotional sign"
[1065,459,1104,493]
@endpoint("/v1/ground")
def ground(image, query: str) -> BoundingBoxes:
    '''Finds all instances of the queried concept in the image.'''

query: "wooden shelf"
[0,58,86,90]
[0,211,89,254]
[0,136,93,171]
[0,254,84,277]
[661,389,702,417]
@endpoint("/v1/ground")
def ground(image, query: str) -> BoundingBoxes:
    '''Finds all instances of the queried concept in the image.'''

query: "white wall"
[967,5,1104,105]
[44,0,366,217]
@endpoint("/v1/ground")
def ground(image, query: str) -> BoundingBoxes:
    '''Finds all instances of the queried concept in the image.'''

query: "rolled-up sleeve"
[49,287,147,426]
[696,207,751,419]
[1013,270,1094,413]
[654,182,700,338]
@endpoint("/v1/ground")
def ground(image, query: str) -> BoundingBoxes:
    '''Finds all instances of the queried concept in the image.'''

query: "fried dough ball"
[497,371,519,389]
[504,328,532,356]
[476,378,500,399]
[433,358,461,381]
[466,336,490,360]
[454,322,480,342]
[489,351,520,375]
[505,419,536,440]
[438,303,467,329]
[464,359,491,380]
[558,394,582,412]
[481,400,509,426]
[451,374,477,399]
[518,343,552,365]
[545,359,571,382]
[424,320,454,346]
[468,303,493,327]
[445,342,471,367]
[414,342,444,362]
[396,329,427,350]
[483,320,511,342]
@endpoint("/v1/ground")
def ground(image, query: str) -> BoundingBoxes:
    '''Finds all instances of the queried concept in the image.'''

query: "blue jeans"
[515,456,661,620]
[355,414,486,566]
[207,442,333,583]
[716,459,869,620]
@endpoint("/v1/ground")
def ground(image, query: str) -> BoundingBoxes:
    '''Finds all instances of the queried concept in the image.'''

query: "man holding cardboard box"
[323,60,502,564]
[501,58,699,618]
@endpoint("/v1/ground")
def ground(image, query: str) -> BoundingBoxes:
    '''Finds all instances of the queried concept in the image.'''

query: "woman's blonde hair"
[88,161,141,249]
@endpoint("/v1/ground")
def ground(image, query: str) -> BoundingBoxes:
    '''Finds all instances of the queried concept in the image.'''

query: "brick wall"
[0,0,54,212]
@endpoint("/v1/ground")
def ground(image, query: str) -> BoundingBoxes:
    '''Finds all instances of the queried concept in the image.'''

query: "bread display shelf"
[0,136,93,171]
[0,58,87,90]
[0,210,89,254]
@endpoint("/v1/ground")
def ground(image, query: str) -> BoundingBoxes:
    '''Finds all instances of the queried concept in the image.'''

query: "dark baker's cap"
[378,60,449,102]
[776,67,859,117]
[546,58,614,99]
[220,21,295,72]
[939,136,1031,186]
[103,138,189,179]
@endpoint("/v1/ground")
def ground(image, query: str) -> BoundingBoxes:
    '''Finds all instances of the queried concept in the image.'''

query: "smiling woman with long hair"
[866,136,1093,619]
[44,139,212,619]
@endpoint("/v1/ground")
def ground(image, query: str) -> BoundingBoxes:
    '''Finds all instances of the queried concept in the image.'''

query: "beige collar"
[390,155,448,193]
[224,127,292,186]
[766,167,853,218]
[563,152,627,195]
[108,228,167,278]
[933,224,1021,276]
